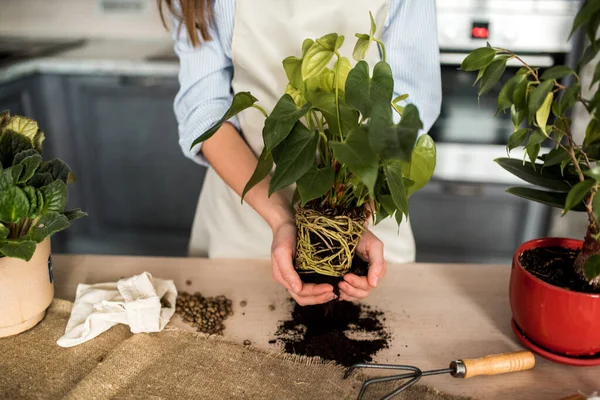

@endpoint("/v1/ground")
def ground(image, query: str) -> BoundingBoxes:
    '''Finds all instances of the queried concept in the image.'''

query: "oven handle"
[440,53,555,68]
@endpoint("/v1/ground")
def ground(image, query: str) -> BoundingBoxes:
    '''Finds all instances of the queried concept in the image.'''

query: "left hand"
[338,229,386,302]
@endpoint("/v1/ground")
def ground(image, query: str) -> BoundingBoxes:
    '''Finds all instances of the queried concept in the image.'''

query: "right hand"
[271,220,337,306]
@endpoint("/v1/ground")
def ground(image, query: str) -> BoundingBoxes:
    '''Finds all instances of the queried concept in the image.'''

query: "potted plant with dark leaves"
[461,1,600,364]
[191,15,436,286]
[0,111,86,337]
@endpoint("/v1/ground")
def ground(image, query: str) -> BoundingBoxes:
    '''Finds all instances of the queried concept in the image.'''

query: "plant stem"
[499,49,539,81]
[334,51,343,141]
[374,38,386,63]
[251,104,268,118]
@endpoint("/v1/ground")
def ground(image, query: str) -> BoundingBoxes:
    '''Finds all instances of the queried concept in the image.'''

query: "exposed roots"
[295,207,365,277]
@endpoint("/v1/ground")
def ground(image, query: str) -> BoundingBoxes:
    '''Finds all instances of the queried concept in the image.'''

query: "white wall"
[0,0,171,40]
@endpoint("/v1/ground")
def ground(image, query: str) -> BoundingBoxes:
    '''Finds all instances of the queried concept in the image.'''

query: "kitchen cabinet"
[57,74,205,256]
[408,180,552,264]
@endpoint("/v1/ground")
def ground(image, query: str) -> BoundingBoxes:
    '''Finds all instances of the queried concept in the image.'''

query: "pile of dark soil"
[519,246,600,294]
[271,299,391,367]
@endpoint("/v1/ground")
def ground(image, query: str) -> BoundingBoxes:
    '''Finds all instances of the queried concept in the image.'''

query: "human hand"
[271,220,337,306]
[338,230,386,302]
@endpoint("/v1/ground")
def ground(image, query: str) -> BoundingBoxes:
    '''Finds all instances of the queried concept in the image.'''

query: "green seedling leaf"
[570,0,600,38]
[540,66,575,81]
[263,94,311,152]
[40,180,68,213]
[584,254,600,281]
[345,61,393,118]
[559,83,580,114]
[305,91,359,136]
[0,239,36,261]
[498,74,526,112]
[507,128,530,152]
[495,157,574,191]
[269,123,318,195]
[330,126,379,195]
[190,92,258,148]
[543,147,571,167]
[302,34,339,80]
[282,56,303,89]
[460,47,497,71]
[385,160,408,216]
[585,118,600,147]
[564,179,595,215]
[513,77,529,109]
[0,186,30,223]
[334,57,352,92]
[405,134,436,197]
[296,166,335,205]
[478,56,508,96]
[241,148,273,202]
[585,165,600,181]
[29,211,70,243]
[528,80,555,116]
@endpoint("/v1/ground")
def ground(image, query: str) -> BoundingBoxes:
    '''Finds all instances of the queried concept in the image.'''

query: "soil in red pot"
[272,298,390,367]
[519,246,600,294]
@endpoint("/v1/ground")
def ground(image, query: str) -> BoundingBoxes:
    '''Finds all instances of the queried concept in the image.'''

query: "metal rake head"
[344,363,424,400]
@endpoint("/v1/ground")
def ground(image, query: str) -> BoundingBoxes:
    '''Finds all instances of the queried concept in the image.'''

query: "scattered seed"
[186,280,192,286]
[175,291,234,335]
[268,304,276,311]
[97,355,104,362]
[243,340,251,346]
[240,300,247,307]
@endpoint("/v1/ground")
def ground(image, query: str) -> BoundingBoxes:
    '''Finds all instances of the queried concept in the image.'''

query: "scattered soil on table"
[519,246,600,294]
[175,291,234,334]
[271,299,391,367]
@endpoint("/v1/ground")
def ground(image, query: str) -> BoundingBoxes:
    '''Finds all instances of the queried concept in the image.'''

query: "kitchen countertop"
[51,254,599,400]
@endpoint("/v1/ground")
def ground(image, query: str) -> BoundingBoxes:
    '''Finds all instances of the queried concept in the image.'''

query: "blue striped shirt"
[170,0,442,165]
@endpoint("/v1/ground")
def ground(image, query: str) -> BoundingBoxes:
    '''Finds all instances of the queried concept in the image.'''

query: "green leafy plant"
[461,0,600,287]
[192,14,436,277]
[0,110,86,261]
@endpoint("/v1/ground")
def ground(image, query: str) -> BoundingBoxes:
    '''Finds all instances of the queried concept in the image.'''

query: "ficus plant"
[460,0,600,287]
[0,111,86,261]
[192,13,436,278]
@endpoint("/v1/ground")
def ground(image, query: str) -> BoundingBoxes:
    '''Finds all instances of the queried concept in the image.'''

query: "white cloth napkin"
[57,272,177,348]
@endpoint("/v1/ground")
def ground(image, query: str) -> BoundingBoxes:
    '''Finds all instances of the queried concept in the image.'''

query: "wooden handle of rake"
[451,351,535,379]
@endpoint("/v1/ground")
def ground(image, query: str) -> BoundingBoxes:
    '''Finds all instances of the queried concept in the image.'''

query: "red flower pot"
[510,237,600,363]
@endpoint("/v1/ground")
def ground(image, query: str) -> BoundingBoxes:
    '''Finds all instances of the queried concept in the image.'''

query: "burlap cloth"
[0,300,471,400]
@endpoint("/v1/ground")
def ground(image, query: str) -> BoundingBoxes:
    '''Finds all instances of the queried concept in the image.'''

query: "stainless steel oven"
[408,0,583,264]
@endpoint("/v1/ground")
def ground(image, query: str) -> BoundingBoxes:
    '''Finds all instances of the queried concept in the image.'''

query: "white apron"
[188,0,417,263]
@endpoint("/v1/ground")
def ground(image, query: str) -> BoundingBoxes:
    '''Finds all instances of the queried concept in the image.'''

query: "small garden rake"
[345,350,535,400]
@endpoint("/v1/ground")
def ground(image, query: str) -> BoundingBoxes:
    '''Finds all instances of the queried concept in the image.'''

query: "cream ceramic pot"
[0,239,53,337]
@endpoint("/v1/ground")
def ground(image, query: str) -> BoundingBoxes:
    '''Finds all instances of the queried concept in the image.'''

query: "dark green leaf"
[17,153,42,184]
[35,188,44,215]
[507,128,529,152]
[23,186,37,215]
[495,157,573,191]
[296,166,335,205]
[385,160,408,216]
[564,179,595,214]
[478,56,508,96]
[540,66,575,81]
[374,202,389,225]
[543,147,570,167]
[584,254,600,281]
[0,224,8,239]
[302,34,338,80]
[585,166,600,181]
[585,118,600,147]
[0,130,34,169]
[369,103,421,161]
[345,61,393,118]
[570,0,600,38]
[330,126,378,195]
[263,94,311,152]
[578,39,600,70]
[506,186,584,211]
[40,180,68,213]
[512,78,529,109]
[29,211,70,243]
[395,208,403,225]
[377,194,396,216]
[405,134,436,197]
[29,172,53,189]
[511,105,527,128]
[587,11,600,48]
[0,239,36,261]
[190,92,258,148]
[282,56,303,89]
[269,123,318,195]
[0,164,23,191]
[305,91,359,136]
[63,209,87,222]
[36,158,72,184]
[241,148,273,202]
[460,47,497,71]
[593,63,600,89]
[559,83,581,114]
[528,80,555,116]
[497,75,525,111]
[0,186,30,223]
[13,149,38,165]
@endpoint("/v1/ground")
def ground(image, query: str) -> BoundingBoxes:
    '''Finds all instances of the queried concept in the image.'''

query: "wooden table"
[52,254,599,400]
